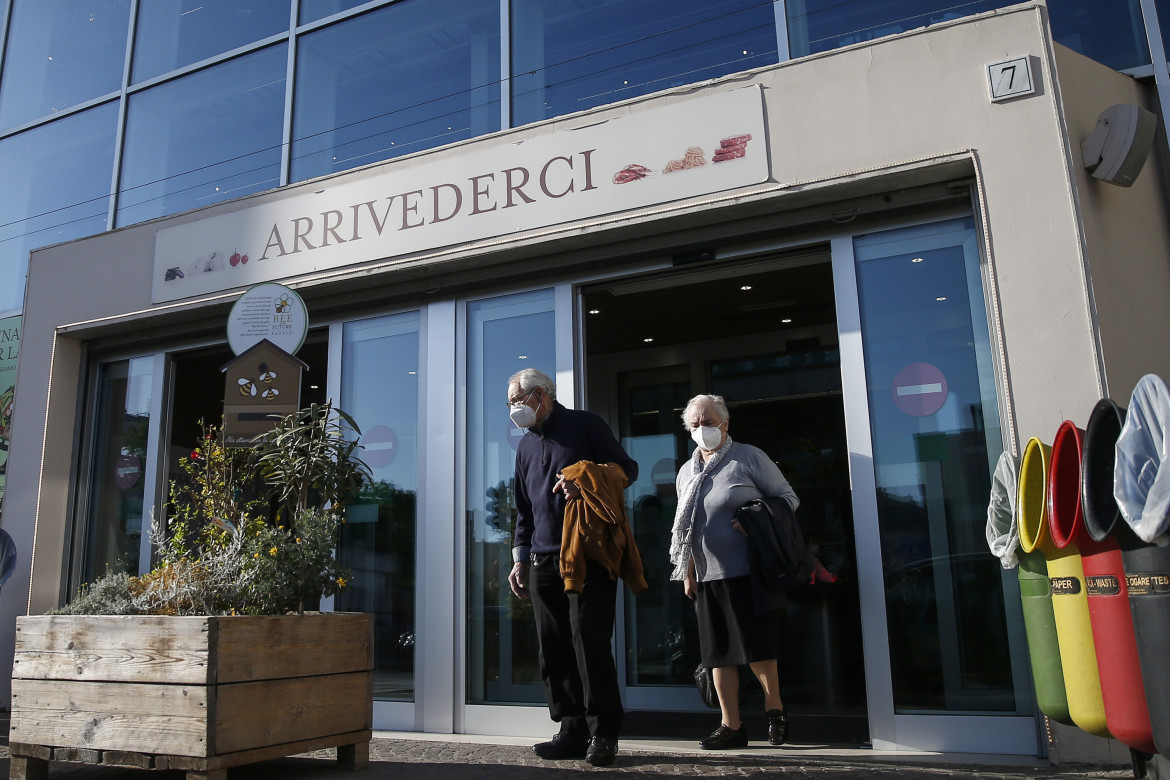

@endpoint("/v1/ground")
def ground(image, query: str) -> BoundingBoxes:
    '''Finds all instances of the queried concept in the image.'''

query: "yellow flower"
[296,538,301,544]
[253,552,260,559]
[336,577,348,588]
[269,546,278,556]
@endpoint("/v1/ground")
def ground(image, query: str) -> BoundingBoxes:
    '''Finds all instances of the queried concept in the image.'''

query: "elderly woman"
[669,393,796,749]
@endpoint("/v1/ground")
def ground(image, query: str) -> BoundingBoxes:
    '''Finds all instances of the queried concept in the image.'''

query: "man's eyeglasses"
[507,387,537,407]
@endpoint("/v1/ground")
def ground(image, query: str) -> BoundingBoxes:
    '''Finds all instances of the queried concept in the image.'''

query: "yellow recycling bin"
[1018,436,1110,737]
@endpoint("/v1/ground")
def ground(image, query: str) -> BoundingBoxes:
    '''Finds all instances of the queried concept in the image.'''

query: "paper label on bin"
[1050,576,1082,595]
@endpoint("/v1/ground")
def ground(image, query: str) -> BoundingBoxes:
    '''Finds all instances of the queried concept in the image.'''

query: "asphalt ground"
[0,731,1136,779]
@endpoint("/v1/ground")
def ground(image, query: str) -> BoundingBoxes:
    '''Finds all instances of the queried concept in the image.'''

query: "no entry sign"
[892,362,948,417]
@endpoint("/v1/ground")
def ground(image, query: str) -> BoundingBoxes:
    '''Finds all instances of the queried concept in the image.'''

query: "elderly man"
[506,368,638,767]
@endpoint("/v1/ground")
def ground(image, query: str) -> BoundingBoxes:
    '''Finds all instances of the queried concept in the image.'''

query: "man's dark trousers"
[529,554,623,740]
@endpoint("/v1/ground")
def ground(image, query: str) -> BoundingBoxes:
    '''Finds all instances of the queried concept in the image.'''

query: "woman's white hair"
[681,394,729,427]
[508,368,557,400]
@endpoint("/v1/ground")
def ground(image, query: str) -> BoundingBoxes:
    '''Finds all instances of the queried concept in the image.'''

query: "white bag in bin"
[1115,373,1170,545]
[986,450,1020,569]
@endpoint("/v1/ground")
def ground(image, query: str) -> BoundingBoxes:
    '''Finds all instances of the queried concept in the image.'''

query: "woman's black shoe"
[699,723,748,749]
[766,708,788,746]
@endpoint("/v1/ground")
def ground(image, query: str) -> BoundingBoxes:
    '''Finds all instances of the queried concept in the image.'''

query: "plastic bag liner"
[986,450,1020,568]
[1115,374,1170,544]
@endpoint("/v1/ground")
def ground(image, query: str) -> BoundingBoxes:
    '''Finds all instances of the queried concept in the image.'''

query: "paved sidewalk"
[2,732,1134,779]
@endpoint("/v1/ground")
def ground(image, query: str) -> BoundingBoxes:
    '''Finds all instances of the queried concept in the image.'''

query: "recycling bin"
[1019,435,1107,735]
[1049,416,1152,751]
[1012,439,1071,726]
[1114,375,1170,755]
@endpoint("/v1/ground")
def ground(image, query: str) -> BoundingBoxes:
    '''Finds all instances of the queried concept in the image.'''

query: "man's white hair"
[508,368,557,400]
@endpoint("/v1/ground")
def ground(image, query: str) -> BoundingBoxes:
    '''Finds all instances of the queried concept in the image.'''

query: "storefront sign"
[227,283,308,356]
[0,314,19,511]
[153,86,769,303]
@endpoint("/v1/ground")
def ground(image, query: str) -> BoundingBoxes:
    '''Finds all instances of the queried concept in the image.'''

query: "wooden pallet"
[9,730,370,779]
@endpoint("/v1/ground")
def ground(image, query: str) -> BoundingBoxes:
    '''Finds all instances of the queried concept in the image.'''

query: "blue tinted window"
[787,0,1007,57]
[291,0,500,182]
[1049,0,1149,71]
[788,0,1151,70]
[0,104,118,313]
[117,45,286,227]
[132,0,291,83]
[299,0,369,25]
[0,0,130,130]
[511,0,777,126]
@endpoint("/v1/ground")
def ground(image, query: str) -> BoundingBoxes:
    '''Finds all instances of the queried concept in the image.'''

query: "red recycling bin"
[1051,414,1155,753]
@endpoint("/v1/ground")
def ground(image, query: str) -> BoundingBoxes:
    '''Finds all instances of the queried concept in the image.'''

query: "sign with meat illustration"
[153,86,769,303]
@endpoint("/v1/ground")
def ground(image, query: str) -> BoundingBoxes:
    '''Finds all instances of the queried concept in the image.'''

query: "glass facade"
[291,0,500,182]
[131,1,289,84]
[116,44,286,226]
[0,0,1160,316]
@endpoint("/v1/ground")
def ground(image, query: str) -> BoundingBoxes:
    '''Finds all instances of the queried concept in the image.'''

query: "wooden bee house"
[221,339,307,447]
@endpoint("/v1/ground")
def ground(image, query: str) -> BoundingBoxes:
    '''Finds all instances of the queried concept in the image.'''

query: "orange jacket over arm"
[559,460,649,595]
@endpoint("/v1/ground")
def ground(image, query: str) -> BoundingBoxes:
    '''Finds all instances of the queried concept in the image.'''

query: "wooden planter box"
[8,612,373,780]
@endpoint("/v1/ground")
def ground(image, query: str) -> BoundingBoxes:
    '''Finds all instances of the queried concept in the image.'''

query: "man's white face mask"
[509,388,539,429]
[691,424,723,451]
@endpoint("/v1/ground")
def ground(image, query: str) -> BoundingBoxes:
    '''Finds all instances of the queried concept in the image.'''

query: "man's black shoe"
[585,735,618,767]
[699,723,748,749]
[532,732,589,760]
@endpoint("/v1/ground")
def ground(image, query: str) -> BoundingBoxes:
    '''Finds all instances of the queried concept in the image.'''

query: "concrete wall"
[1055,44,1170,412]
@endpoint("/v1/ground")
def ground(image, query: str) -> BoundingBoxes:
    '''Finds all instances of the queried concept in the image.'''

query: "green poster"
[0,314,21,510]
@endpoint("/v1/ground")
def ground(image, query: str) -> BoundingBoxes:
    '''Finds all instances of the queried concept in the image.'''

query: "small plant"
[54,403,369,616]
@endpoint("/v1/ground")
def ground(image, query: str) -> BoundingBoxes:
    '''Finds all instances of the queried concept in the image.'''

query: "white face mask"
[691,424,723,451]
[509,388,539,429]
[510,403,537,429]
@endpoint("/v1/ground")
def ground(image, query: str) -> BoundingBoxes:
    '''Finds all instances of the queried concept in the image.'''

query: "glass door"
[338,312,421,702]
[834,217,1036,752]
[465,289,556,707]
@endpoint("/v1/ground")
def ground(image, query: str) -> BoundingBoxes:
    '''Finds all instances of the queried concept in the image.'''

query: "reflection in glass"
[466,290,554,704]
[617,367,693,686]
[132,0,289,84]
[339,313,419,700]
[511,0,776,126]
[854,218,1023,713]
[117,45,286,227]
[0,0,130,130]
[82,357,154,584]
[299,0,371,25]
[0,103,118,314]
[787,0,1151,70]
[291,0,500,182]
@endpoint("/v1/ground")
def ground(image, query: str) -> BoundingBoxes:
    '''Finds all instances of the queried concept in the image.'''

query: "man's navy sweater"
[512,401,638,560]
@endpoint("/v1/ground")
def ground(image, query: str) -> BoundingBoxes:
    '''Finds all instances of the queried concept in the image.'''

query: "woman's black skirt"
[694,574,782,668]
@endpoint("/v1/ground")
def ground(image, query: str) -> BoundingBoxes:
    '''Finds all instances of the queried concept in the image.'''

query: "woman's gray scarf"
[668,436,733,581]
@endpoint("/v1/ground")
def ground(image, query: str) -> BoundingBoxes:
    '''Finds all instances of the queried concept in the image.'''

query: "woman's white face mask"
[691,424,723,451]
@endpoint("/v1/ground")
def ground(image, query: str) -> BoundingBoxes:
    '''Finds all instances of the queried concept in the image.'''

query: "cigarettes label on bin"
[1127,573,1170,596]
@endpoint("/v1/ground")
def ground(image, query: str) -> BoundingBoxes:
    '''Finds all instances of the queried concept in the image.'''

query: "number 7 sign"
[987,56,1036,102]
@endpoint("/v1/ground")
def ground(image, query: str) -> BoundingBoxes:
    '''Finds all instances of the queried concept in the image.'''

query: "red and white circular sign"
[362,425,398,469]
[115,453,141,489]
[892,362,948,417]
